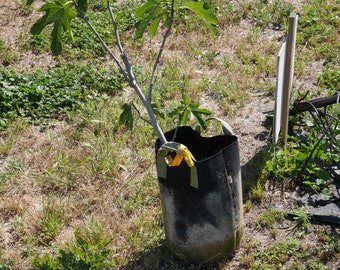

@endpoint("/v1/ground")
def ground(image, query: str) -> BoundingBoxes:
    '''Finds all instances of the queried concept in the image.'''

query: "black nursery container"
[155,126,244,263]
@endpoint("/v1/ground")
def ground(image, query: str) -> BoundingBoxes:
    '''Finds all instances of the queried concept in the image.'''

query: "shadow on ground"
[121,241,231,270]
[241,144,270,199]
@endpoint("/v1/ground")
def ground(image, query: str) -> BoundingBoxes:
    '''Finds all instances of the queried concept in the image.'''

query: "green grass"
[240,232,339,270]
[0,40,20,66]
[0,0,339,269]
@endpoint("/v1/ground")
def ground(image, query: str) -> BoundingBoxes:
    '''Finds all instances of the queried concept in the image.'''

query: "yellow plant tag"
[160,142,196,168]
[170,144,196,167]
[183,148,196,167]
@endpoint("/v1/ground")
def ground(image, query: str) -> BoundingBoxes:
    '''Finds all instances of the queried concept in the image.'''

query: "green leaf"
[119,103,134,130]
[180,1,218,35]
[27,0,35,5]
[180,2,218,24]
[134,0,165,38]
[31,16,49,35]
[51,21,63,55]
[191,106,212,115]
[192,112,208,130]
[181,109,192,125]
[206,23,218,36]
[147,13,163,37]
[167,108,180,118]
[181,92,191,105]
[30,0,77,55]
[135,11,156,39]
[191,104,211,130]
[135,0,159,18]
[151,103,165,119]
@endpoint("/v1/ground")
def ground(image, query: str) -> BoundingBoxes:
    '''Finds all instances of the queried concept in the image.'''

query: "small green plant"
[304,261,330,270]
[244,200,253,213]
[0,40,19,66]
[57,219,114,269]
[0,0,339,268]
[249,0,294,29]
[298,0,340,63]
[0,134,17,157]
[0,64,124,129]
[239,235,338,270]
[265,97,339,197]
[216,3,242,25]
[16,0,34,15]
[249,181,265,203]
[0,249,14,270]
[0,159,22,187]
[254,239,300,267]
[38,196,66,245]
[167,93,212,131]
[265,147,298,182]
[286,207,312,235]
[239,253,255,269]
[32,253,59,270]
[257,208,285,238]
[21,33,49,55]
[32,218,115,269]
[319,68,340,93]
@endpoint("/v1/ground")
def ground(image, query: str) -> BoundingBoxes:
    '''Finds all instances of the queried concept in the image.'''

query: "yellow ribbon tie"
[167,144,196,167]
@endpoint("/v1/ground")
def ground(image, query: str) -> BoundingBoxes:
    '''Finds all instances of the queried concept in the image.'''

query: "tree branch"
[75,4,129,83]
[148,0,175,102]
[107,0,125,55]
[106,0,167,144]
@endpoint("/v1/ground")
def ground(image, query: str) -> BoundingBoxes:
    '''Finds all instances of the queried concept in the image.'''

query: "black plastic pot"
[155,126,244,263]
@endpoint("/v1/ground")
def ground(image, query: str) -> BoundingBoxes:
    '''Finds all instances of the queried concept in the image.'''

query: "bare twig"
[105,0,168,144]
[107,1,137,88]
[107,1,124,55]
[132,102,152,125]
[75,4,129,83]
[148,0,175,102]
[172,114,183,141]
[130,78,168,144]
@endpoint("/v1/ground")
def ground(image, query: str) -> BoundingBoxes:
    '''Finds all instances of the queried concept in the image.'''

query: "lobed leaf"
[119,103,134,130]
[135,11,157,39]
[30,0,77,55]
